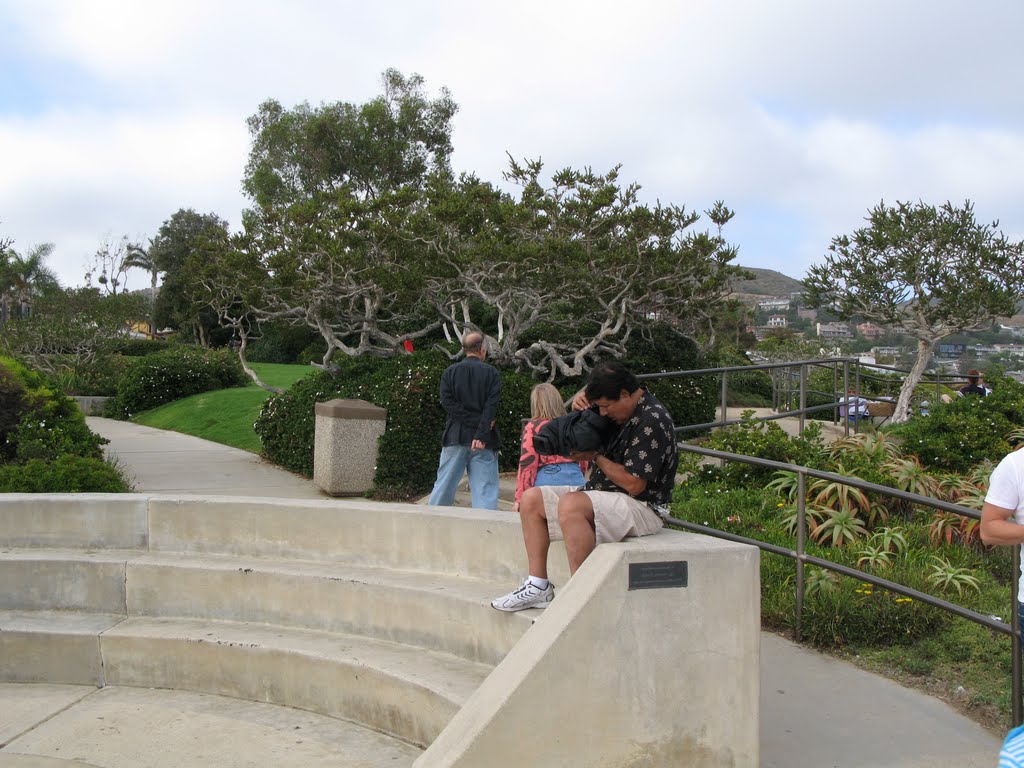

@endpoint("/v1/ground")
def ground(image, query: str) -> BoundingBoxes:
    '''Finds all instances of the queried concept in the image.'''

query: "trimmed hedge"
[107,346,247,418]
[255,351,535,499]
[0,355,107,463]
[0,354,129,492]
[0,455,129,492]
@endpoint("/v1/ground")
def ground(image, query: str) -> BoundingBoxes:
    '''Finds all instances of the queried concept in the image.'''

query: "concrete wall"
[1,494,760,766]
[416,534,760,768]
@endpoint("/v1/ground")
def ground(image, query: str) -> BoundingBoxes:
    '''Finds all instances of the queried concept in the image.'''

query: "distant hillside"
[732,266,804,297]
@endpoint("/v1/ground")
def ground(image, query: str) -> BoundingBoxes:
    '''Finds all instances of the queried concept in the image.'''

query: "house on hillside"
[856,322,886,340]
[757,298,791,312]
[767,315,787,328]
[816,322,852,339]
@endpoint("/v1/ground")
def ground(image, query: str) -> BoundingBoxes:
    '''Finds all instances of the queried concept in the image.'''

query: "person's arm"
[515,422,540,507]
[591,453,646,496]
[439,368,470,420]
[981,502,1024,546]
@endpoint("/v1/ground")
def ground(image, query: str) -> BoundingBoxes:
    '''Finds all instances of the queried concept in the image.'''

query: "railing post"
[720,371,728,428]
[795,470,807,643]
[842,360,850,437]
[833,362,839,426]
[1015,545,1022,727]
[799,364,807,434]
[936,369,941,409]
[854,361,862,435]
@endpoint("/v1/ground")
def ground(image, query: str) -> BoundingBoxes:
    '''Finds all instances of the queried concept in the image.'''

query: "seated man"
[958,369,990,398]
[491,361,678,612]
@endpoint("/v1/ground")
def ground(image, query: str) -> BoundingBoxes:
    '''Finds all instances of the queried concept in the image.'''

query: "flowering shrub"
[107,346,247,418]
[888,392,1015,473]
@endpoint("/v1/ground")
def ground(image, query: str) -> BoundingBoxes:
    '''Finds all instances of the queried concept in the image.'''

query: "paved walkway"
[65,419,1006,765]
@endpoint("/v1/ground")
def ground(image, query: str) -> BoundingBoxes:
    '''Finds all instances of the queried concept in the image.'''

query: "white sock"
[528,576,549,589]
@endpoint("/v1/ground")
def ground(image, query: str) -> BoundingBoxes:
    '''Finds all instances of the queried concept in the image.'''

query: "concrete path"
[46,418,1004,766]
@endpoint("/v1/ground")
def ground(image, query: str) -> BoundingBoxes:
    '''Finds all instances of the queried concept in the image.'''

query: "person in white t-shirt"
[981,447,1024,636]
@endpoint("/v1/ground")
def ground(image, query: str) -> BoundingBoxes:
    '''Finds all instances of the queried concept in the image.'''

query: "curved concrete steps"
[0,497,551,750]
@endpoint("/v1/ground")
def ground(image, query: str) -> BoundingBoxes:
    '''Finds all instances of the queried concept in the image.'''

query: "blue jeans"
[428,444,499,510]
[535,462,585,488]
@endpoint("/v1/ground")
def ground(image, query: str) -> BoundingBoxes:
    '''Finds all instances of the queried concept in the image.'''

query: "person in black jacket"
[958,369,990,398]
[492,360,678,612]
[427,331,502,509]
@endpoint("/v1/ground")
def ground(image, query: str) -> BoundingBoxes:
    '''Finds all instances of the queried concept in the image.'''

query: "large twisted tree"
[416,157,744,377]
[804,200,1024,423]
[241,69,456,365]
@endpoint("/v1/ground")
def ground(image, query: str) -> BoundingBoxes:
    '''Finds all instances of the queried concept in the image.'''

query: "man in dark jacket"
[427,331,502,509]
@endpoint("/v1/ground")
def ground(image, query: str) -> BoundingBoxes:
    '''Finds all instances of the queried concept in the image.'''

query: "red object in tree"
[403,340,415,353]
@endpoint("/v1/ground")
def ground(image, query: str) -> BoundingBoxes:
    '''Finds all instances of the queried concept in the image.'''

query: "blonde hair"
[531,383,567,421]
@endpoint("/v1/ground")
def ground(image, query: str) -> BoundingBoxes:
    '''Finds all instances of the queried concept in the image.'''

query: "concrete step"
[0,611,124,686]
[0,496,148,550]
[0,551,139,614]
[1,683,423,767]
[124,553,536,666]
[146,496,571,586]
[99,616,491,747]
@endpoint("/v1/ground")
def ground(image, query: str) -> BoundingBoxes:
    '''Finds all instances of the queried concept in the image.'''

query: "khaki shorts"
[537,485,664,544]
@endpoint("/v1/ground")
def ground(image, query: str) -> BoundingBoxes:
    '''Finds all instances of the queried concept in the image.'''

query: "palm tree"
[124,242,159,337]
[4,243,59,320]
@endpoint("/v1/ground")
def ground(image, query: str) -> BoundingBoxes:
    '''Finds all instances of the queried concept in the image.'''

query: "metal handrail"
[668,442,1023,726]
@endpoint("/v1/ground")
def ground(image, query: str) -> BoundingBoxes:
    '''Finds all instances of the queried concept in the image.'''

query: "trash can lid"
[314,399,387,420]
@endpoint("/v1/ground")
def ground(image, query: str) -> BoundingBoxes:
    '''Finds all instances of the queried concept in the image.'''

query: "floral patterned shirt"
[585,391,678,505]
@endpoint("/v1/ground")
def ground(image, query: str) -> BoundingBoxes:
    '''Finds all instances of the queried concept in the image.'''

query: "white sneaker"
[491,578,554,612]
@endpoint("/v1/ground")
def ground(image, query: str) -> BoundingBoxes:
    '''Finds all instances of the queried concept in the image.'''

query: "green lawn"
[132,363,313,453]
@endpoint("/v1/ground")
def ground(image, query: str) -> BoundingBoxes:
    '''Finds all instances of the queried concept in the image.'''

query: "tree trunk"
[891,338,933,424]
[149,269,158,338]
[238,332,283,394]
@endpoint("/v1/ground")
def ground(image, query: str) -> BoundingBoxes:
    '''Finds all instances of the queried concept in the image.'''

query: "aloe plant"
[926,556,981,597]
[812,507,868,547]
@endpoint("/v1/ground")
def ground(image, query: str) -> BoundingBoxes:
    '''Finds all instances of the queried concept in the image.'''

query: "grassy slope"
[132,363,313,453]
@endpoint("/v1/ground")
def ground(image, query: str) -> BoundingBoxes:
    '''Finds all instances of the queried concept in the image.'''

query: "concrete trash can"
[313,398,387,496]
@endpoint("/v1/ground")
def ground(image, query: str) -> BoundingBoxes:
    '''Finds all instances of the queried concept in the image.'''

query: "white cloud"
[1,0,1022,287]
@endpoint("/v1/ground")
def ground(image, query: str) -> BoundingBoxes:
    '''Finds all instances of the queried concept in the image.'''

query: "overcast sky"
[2,0,1022,290]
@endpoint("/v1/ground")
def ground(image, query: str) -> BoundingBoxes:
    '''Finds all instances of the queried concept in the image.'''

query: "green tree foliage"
[0,290,149,397]
[149,208,232,345]
[0,242,61,323]
[804,200,1024,423]
[0,354,126,492]
[0,287,148,393]
[418,159,745,378]
[241,69,457,363]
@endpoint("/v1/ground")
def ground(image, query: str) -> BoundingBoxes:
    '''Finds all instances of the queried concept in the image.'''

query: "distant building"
[993,344,1024,357]
[757,298,791,312]
[871,346,902,359]
[856,322,886,340]
[817,322,852,339]
[767,315,787,328]
[936,343,966,357]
